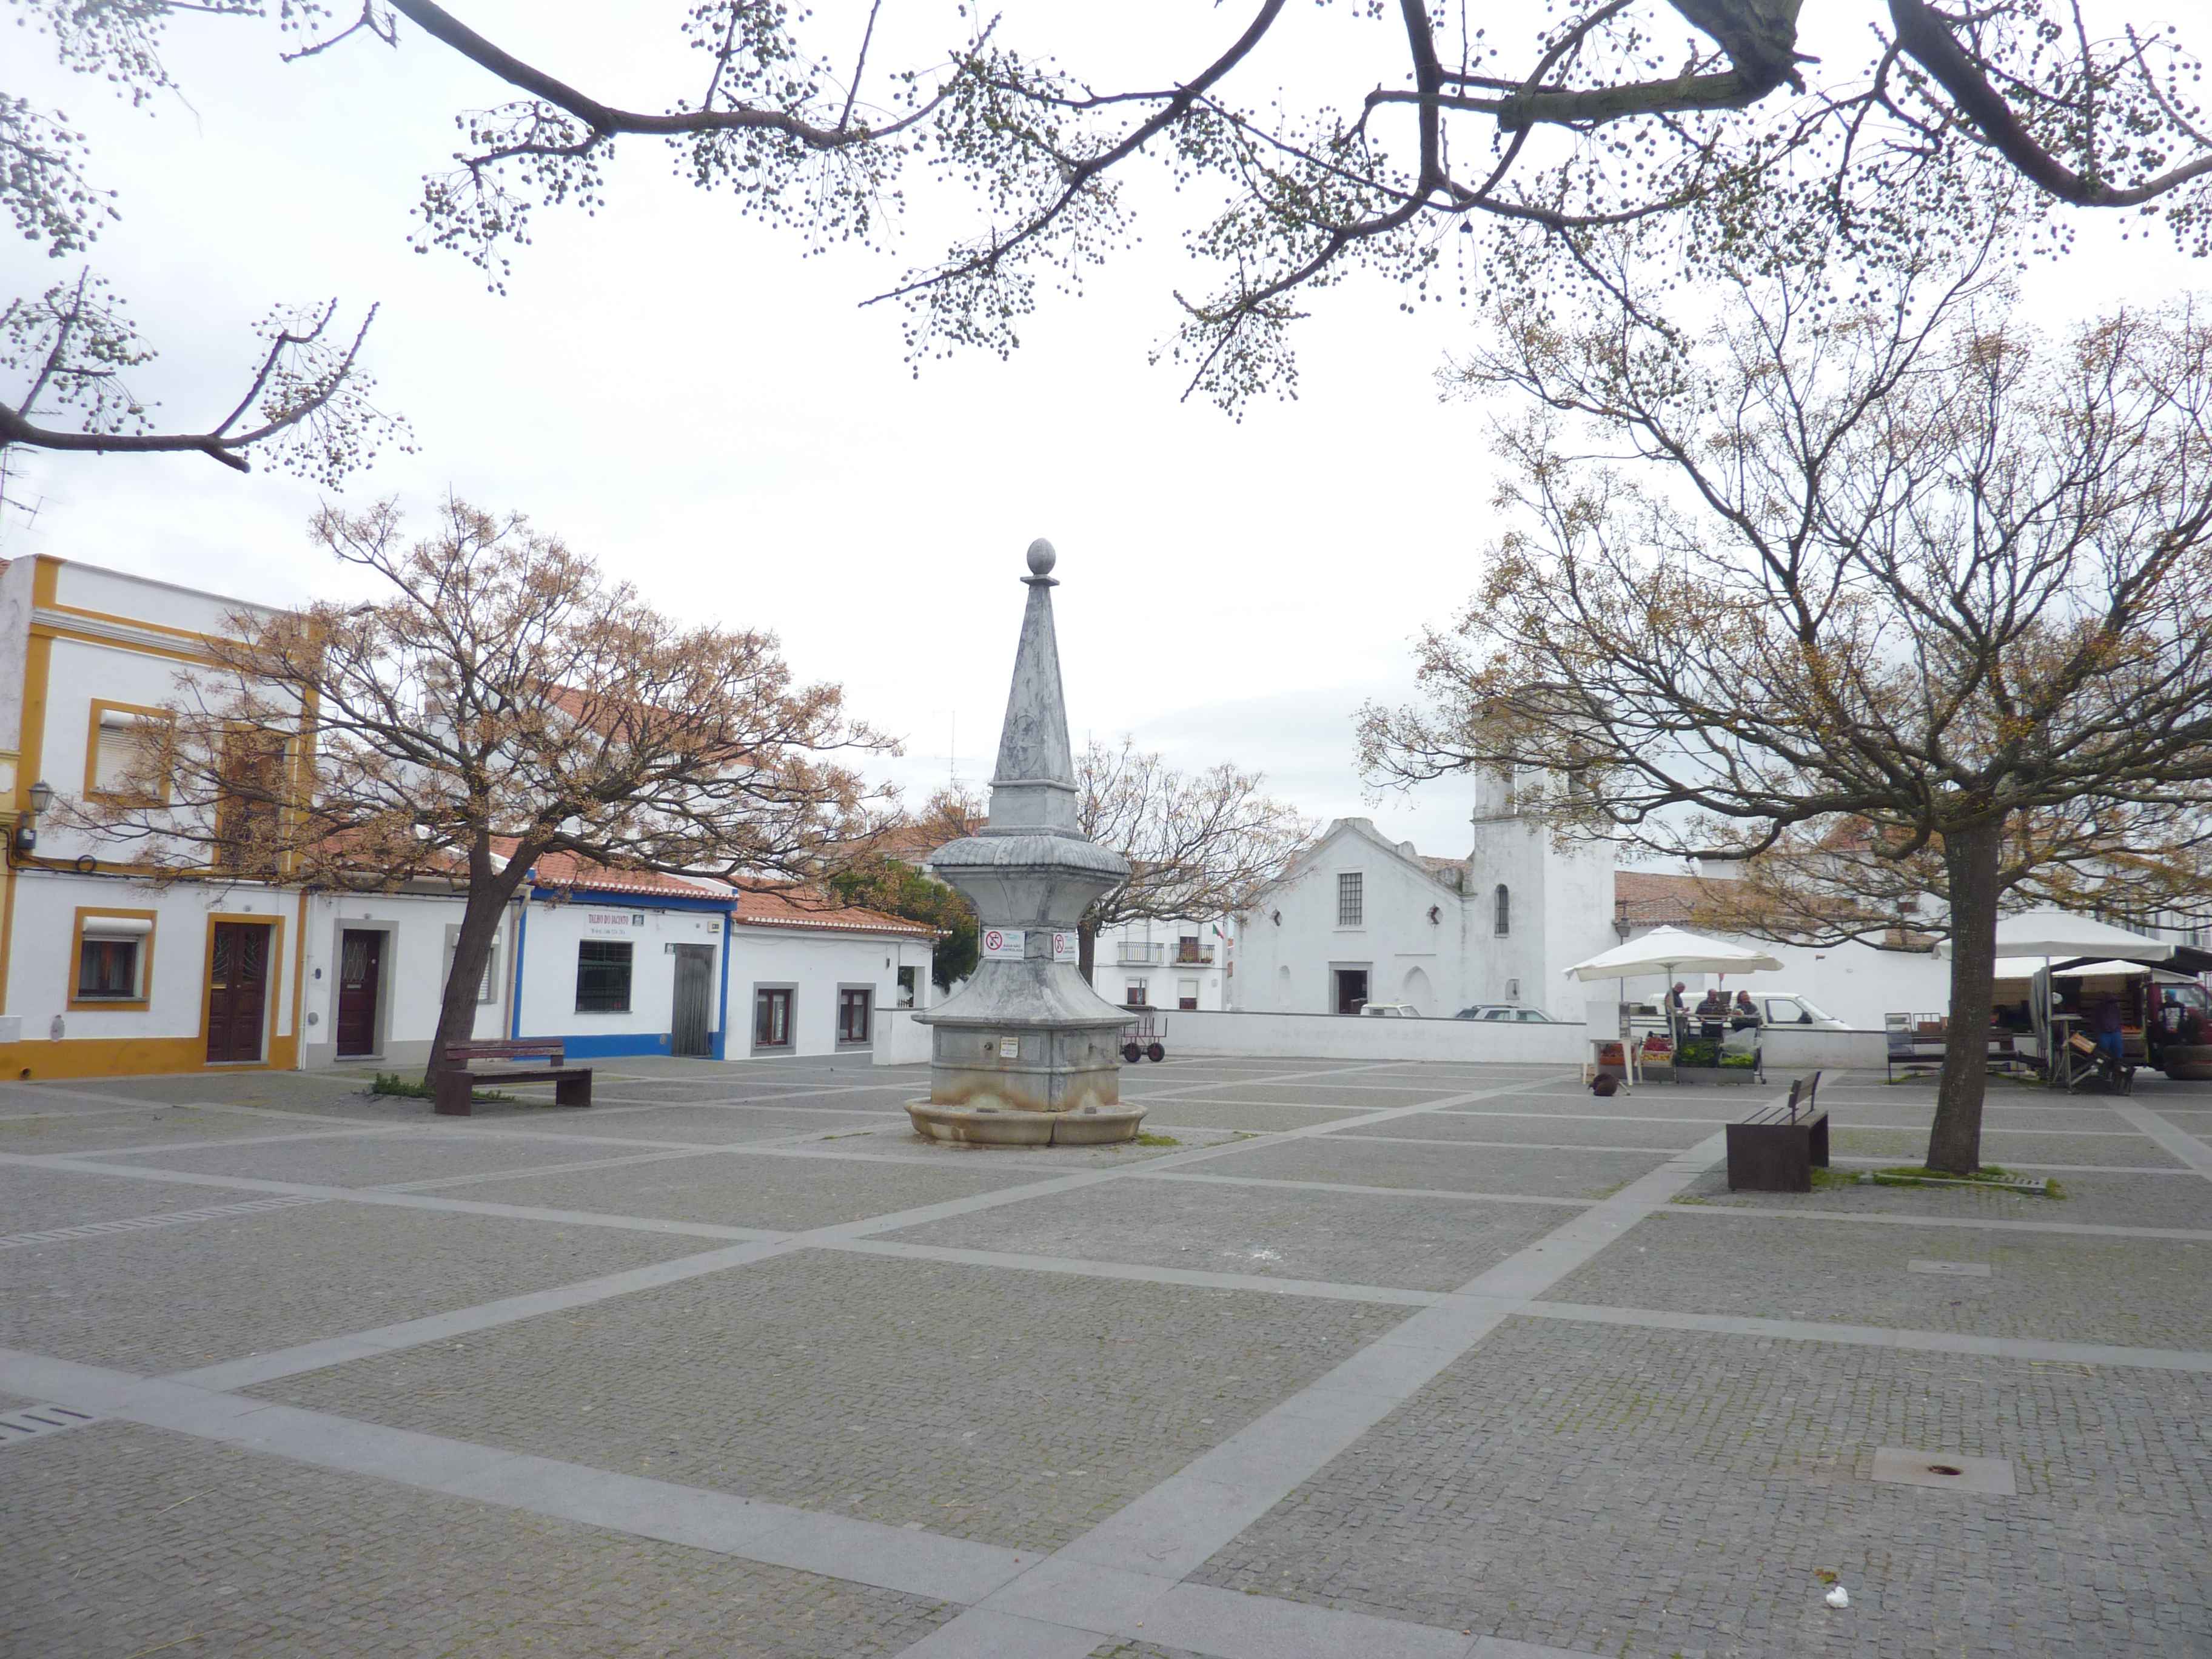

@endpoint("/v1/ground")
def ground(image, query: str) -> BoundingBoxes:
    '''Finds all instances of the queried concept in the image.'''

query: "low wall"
[1748,1027,1888,1071]
[872,1009,934,1067]
[1130,1009,1588,1065]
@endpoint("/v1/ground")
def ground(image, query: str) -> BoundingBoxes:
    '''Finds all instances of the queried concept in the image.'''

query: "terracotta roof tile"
[731,886,939,939]
[1615,870,1706,926]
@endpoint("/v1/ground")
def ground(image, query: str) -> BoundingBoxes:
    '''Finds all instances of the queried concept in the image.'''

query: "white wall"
[1146,1007,1587,1065]
[1615,924,1954,1030]
[300,890,513,1069]
[517,898,729,1056]
[724,924,934,1058]
[872,1007,934,1066]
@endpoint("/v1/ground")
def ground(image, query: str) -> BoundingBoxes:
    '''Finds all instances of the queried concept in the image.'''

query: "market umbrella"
[1942,911,2174,1084]
[2051,959,2195,981]
[1564,928,1783,1085]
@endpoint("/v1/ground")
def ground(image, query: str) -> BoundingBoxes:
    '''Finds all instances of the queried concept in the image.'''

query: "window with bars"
[1336,871,1363,927]
[574,940,632,1013]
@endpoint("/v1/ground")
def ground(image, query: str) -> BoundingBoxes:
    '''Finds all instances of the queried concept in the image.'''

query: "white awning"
[1563,927,1783,982]
[81,916,153,936]
[1938,909,2176,962]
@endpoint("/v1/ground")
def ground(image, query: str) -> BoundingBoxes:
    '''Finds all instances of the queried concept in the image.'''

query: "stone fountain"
[905,540,1146,1146]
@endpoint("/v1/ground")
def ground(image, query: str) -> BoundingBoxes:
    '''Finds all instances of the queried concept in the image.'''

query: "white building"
[1235,782,1613,1019]
[0,554,315,1081]
[0,552,940,1081]
[1091,916,1231,1011]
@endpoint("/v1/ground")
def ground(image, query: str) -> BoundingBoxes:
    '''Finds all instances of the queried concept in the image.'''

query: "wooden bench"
[1726,1071,1829,1193]
[434,1039,593,1118]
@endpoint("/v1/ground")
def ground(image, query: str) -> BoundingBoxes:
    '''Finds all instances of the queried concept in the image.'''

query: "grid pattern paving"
[0,1053,2205,1659]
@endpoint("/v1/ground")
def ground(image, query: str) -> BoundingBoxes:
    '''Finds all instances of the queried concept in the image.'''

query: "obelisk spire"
[985,538,1078,834]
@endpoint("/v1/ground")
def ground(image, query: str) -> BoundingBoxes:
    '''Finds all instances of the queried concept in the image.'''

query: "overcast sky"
[4,2,2201,860]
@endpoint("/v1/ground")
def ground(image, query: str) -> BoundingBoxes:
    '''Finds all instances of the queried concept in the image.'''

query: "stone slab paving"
[1548,1208,2212,1350]
[461,1104,905,1143]
[5,1420,956,1659]
[447,1153,1065,1232]
[883,1181,1579,1293]
[1835,1125,2184,1168]
[247,1249,1413,1553]
[1411,1112,1720,1150]
[1170,1085,1498,1114]
[1671,1164,2212,1230]
[1188,1316,2212,1658]
[0,1199,714,1373]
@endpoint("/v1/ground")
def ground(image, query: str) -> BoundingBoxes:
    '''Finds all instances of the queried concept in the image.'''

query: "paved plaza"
[2,1055,2208,1658]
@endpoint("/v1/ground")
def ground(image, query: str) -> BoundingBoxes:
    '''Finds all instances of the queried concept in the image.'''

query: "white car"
[1358,1002,1421,1017]
[1743,992,1846,1030]
[1457,1004,1558,1022]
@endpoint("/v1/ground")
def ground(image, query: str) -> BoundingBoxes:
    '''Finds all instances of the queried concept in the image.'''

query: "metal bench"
[434,1039,593,1117]
[1725,1071,1829,1193]
[2063,1030,2135,1096]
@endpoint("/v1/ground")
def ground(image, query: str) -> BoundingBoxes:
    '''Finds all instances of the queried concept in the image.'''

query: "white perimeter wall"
[725,927,934,1057]
[1141,1008,1588,1065]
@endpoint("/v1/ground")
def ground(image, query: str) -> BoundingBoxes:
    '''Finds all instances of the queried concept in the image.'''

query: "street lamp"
[14,779,53,856]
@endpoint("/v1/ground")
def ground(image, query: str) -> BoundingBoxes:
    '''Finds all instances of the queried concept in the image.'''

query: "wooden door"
[671,945,714,1057]
[206,922,272,1064]
[335,930,383,1057]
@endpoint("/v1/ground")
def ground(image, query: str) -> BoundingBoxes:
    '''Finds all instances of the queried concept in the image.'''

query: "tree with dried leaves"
[64,497,890,1084]
[831,788,989,988]
[1359,241,2212,1174]
[1070,739,1310,984]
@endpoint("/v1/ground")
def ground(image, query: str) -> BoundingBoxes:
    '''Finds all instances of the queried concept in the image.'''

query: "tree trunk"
[1078,914,1100,986]
[1926,817,2004,1175]
[423,862,529,1087]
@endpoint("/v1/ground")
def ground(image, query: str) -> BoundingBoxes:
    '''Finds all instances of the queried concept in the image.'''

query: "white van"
[1630,991,1848,1032]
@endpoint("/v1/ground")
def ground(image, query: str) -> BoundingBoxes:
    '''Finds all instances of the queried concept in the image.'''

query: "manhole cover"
[1871,1447,2014,1495]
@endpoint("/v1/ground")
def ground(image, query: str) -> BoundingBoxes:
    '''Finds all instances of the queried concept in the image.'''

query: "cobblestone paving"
[1190,1318,2212,1657]
[462,1104,902,1143]
[1200,1133,1675,1198]
[0,1105,322,1155]
[1548,1209,2212,1349]
[1835,1125,2183,1168]
[0,1163,283,1233]
[447,1152,1061,1231]
[76,1128,666,1190]
[1672,1164,2212,1229]
[5,1421,955,1658]
[3,1056,2205,1659]
[1,1201,712,1372]
[249,1248,1412,1552]
[1134,1097,1370,1133]
[885,1179,1577,1291]
[1409,1111,1720,1149]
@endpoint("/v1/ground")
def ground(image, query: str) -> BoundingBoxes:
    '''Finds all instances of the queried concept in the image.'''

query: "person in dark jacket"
[2091,995,2127,1064]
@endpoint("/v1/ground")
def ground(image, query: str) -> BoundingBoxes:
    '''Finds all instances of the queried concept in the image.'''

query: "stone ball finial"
[1026,538,1057,576]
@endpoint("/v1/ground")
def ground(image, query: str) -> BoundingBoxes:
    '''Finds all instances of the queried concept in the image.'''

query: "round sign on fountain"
[905,541,1145,1146]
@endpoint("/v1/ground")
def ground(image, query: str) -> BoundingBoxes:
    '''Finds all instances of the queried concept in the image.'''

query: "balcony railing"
[1117,942,1165,965]
[1173,947,1215,965]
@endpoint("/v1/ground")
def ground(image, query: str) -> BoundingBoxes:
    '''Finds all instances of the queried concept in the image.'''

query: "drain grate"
[0,1404,99,1446]
[0,1193,326,1251]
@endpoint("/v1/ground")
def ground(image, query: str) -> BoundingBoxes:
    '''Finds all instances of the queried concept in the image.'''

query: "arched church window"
[1494,883,1510,937]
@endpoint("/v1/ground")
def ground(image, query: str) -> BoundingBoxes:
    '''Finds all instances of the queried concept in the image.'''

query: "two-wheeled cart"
[1120,1010,1167,1064]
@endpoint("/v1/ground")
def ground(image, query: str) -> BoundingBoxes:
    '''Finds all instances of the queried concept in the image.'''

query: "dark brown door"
[206,922,272,1064]
[1335,969,1369,1016]
[671,945,714,1057]
[335,929,383,1057]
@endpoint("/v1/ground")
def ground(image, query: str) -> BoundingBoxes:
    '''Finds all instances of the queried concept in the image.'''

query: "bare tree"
[1073,739,1310,984]
[4,5,406,481]
[64,497,891,1084]
[290,1,2212,404]
[1359,243,2212,1173]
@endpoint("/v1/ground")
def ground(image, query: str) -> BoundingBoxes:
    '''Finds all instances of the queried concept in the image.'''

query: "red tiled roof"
[1615,870,1706,926]
[731,886,939,939]
[526,848,731,899]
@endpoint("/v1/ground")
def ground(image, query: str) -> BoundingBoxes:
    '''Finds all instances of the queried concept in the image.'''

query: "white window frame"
[1336,871,1364,927]
[442,923,501,1004]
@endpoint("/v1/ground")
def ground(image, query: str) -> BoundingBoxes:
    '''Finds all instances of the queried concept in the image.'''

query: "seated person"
[1730,990,1760,1030]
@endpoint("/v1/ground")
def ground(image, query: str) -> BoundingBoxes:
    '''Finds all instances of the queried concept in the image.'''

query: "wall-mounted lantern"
[13,779,53,856]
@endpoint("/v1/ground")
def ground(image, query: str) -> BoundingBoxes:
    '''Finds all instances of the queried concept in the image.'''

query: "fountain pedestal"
[906,541,1144,1147]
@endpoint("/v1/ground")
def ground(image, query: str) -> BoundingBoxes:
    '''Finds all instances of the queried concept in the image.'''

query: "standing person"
[2091,994,2127,1064]
[1732,989,1759,1031]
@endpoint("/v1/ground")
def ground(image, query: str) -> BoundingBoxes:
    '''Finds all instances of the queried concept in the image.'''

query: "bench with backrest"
[434,1039,593,1117]
[1726,1070,1829,1193]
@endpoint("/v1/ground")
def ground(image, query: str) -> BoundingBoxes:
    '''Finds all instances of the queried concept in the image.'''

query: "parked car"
[1628,992,1846,1031]
[1358,1002,1421,1017]
[1455,1005,1560,1022]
